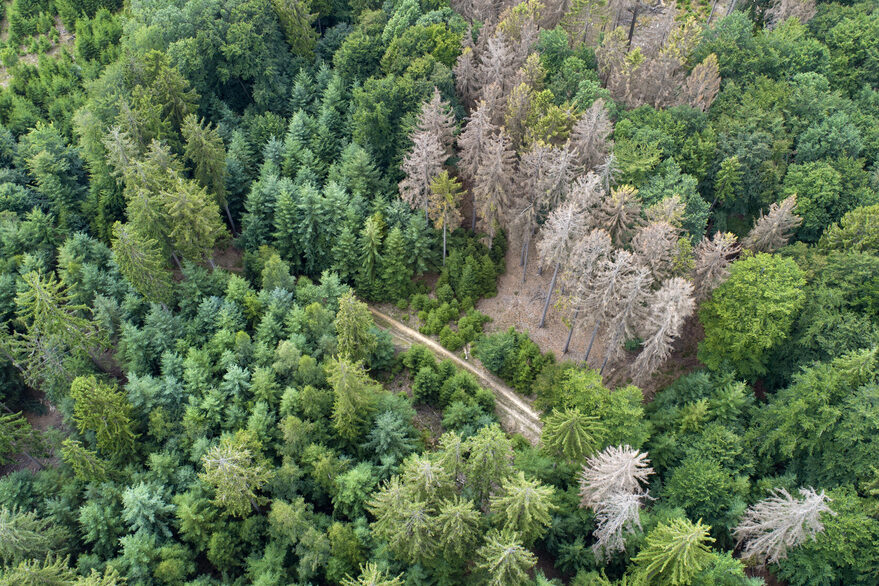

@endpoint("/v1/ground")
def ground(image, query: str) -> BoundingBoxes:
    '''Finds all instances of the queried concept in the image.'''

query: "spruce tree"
[489,471,557,545]
[631,518,715,585]
[199,431,274,517]
[428,171,463,264]
[540,407,604,465]
[111,222,174,304]
[327,357,381,445]
[380,227,413,301]
[475,529,536,586]
[70,375,137,456]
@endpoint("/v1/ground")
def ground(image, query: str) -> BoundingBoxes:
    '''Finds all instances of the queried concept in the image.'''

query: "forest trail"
[368,306,543,444]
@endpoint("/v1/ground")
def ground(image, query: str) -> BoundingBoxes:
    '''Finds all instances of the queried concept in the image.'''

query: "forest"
[0,0,877,582]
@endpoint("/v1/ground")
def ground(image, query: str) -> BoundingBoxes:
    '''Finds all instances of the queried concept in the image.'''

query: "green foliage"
[699,253,806,378]
[474,327,555,393]
[70,375,136,455]
[632,518,715,586]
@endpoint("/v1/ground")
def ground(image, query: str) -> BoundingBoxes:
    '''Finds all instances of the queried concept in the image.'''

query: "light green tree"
[70,375,136,455]
[334,291,377,363]
[0,412,40,467]
[60,439,107,482]
[341,563,404,586]
[199,431,274,517]
[435,496,481,562]
[540,407,604,465]
[631,518,715,585]
[326,357,381,444]
[490,472,557,546]
[181,114,233,231]
[463,424,514,504]
[428,170,463,264]
[0,508,68,565]
[272,0,318,58]
[111,221,174,304]
[699,253,806,377]
[475,529,537,586]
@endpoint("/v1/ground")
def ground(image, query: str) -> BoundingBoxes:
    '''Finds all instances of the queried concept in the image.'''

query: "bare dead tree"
[477,33,518,100]
[536,187,597,328]
[473,130,516,245]
[598,184,643,245]
[692,231,739,301]
[514,142,556,282]
[560,227,612,353]
[631,277,695,384]
[743,195,802,253]
[764,0,817,29]
[454,30,480,108]
[578,249,638,363]
[579,445,653,508]
[632,221,679,282]
[458,101,499,228]
[599,265,653,373]
[399,131,446,216]
[592,490,648,560]
[679,53,721,113]
[419,87,457,153]
[569,98,614,171]
[734,488,834,565]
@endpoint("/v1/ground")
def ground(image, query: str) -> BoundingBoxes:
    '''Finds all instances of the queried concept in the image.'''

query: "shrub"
[412,366,441,404]
[474,328,554,393]
[439,325,464,351]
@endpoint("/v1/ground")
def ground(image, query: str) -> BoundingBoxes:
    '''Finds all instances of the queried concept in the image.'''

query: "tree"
[764,0,816,29]
[561,227,613,354]
[820,204,879,254]
[598,184,642,245]
[601,265,653,373]
[540,407,604,465]
[199,432,274,517]
[475,529,536,586]
[699,253,806,377]
[473,129,516,244]
[631,518,715,586]
[122,482,176,537]
[742,195,802,253]
[463,423,514,504]
[428,171,463,264]
[579,445,654,509]
[272,0,318,58]
[399,130,446,216]
[632,222,679,282]
[111,222,173,304]
[536,192,592,328]
[679,53,721,112]
[569,98,613,171]
[489,472,557,545]
[592,491,648,561]
[327,357,381,445]
[435,496,481,562]
[734,488,833,565]
[70,375,136,456]
[181,114,232,231]
[0,507,67,565]
[418,87,456,153]
[692,232,739,302]
[457,100,496,187]
[341,563,404,586]
[60,439,107,482]
[379,227,413,301]
[0,412,39,467]
[161,175,226,264]
[335,291,377,363]
[357,214,385,297]
[630,278,695,384]
[0,555,77,585]
[576,249,637,363]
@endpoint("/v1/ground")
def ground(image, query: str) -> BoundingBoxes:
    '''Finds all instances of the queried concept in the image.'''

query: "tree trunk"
[472,202,477,231]
[522,228,534,283]
[584,320,601,362]
[224,203,237,235]
[707,0,720,23]
[726,0,738,15]
[539,262,560,328]
[171,253,183,271]
[563,309,579,354]
[442,224,447,265]
[208,257,217,270]
[627,6,639,48]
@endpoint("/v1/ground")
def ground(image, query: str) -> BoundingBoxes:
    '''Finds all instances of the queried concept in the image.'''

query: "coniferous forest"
[0,0,877,582]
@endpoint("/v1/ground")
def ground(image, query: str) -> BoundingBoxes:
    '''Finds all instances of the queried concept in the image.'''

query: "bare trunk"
[627,7,639,48]
[224,203,237,235]
[171,253,183,271]
[208,257,217,270]
[707,0,720,23]
[726,0,738,15]
[584,319,601,362]
[538,262,560,328]
[472,202,477,231]
[563,309,579,354]
[522,228,534,283]
[442,224,447,265]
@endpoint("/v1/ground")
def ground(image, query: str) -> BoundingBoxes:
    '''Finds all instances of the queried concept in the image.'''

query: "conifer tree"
[577,249,637,363]
[540,407,604,465]
[457,100,496,187]
[399,131,446,217]
[679,53,721,112]
[327,357,381,445]
[692,231,739,301]
[473,129,516,244]
[0,507,68,565]
[0,411,39,467]
[454,36,480,108]
[489,472,557,545]
[335,291,377,364]
[561,227,612,354]
[570,98,613,171]
[631,278,695,384]
[181,114,233,231]
[272,184,300,260]
[341,563,404,586]
[631,518,715,585]
[435,496,481,562]
[600,265,653,373]
[632,221,679,282]
[272,0,318,58]
[332,223,361,283]
[60,439,108,482]
[743,195,802,253]
[418,87,457,153]
[357,214,385,297]
[463,424,514,504]
[70,375,137,455]
[579,445,654,509]
[598,184,642,245]
[428,171,463,264]
[475,529,536,586]
[161,175,226,265]
[380,227,413,301]
[199,431,274,517]
[734,488,833,564]
[714,156,743,208]
[111,222,174,304]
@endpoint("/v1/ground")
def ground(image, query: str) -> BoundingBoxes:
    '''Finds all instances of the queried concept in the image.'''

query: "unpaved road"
[369,307,543,444]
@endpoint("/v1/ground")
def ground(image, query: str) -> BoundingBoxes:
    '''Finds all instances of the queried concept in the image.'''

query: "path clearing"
[369,306,543,444]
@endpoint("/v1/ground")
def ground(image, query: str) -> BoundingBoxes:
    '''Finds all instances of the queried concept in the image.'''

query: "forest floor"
[477,237,705,396]
[369,305,543,444]
[0,388,65,475]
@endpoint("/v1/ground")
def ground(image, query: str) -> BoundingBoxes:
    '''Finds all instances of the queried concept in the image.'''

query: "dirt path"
[369,307,543,444]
